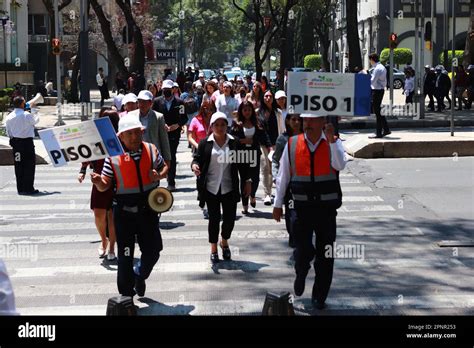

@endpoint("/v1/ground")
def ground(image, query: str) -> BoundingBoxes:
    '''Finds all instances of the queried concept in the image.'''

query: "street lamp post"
[1,16,9,89]
[80,0,90,122]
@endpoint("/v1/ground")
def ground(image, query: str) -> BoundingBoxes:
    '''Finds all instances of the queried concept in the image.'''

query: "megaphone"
[27,93,45,107]
[148,187,174,213]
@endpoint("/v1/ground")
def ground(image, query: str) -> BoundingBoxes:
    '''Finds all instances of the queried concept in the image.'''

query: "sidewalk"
[342,128,474,158]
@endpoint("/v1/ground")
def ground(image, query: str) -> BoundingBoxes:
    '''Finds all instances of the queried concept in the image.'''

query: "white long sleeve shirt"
[371,62,387,90]
[274,133,346,208]
[5,108,40,139]
[404,76,415,95]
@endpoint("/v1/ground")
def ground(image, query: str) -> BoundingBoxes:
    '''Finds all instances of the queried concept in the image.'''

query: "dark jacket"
[192,135,249,205]
[230,123,271,156]
[152,96,188,139]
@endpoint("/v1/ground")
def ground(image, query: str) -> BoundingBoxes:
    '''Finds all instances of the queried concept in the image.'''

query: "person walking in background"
[152,80,188,192]
[454,65,469,111]
[466,65,474,110]
[215,81,239,126]
[273,113,346,310]
[258,90,284,206]
[368,53,390,138]
[97,68,110,107]
[5,97,41,195]
[188,99,214,151]
[114,89,126,112]
[115,72,127,94]
[78,108,120,261]
[423,66,436,112]
[230,101,272,215]
[246,81,264,110]
[434,66,451,112]
[272,113,303,248]
[119,93,138,117]
[403,68,415,106]
[191,112,251,264]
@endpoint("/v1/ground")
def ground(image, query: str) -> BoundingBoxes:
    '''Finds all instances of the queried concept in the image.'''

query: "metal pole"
[389,0,394,117]
[430,0,434,66]
[450,0,455,136]
[414,0,419,119]
[3,22,7,88]
[420,0,425,119]
[80,0,90,122]
[54,0,64,126]
[331,4,336,72]
[179,0,184,72]
[443,0,449,68]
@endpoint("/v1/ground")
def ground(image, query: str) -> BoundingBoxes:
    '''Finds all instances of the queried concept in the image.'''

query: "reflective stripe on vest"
[110,142,157,195]
[288,134,340,203]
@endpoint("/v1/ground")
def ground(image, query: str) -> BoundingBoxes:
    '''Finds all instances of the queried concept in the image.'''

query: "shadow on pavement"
[211,260,269,275]
[137,298,195,315]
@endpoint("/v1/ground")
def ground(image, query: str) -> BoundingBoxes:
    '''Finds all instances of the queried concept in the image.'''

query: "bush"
[380,48,413,66]
[438,50,465,70]
[0,88,14,98]
[304,54,322,70]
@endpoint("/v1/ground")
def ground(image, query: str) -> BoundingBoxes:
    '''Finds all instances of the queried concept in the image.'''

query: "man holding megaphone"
[91,114,169,299]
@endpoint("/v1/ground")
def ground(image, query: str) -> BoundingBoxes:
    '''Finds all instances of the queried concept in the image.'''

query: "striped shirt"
[102,145,164,179]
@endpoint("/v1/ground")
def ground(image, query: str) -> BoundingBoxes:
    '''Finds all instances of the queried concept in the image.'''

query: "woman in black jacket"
[192,112,252,264]
[230,101,272,214]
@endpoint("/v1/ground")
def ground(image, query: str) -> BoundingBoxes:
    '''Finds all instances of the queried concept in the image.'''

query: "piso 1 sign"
[288,72,371,116]
[39,118,124,167]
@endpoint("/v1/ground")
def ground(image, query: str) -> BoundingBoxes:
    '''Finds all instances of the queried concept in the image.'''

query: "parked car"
[251,71,277,83]
[224,71,243,81]
[369,66,406,89]
[201,69,215,80]
[288,67,312,72]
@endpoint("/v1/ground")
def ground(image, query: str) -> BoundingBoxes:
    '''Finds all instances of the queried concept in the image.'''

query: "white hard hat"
[275,90,287,100]
[122,93,138,105]
[300,113,326,118]
[162,80,174,89]
[210,112,229,126]
[137,90,154,101]
[117,114,145,135]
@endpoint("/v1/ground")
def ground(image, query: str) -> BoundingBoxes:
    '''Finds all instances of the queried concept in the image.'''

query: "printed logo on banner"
[39,117,124,167]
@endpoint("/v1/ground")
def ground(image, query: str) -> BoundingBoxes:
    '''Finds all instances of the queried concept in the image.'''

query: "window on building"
[28,14,48,35]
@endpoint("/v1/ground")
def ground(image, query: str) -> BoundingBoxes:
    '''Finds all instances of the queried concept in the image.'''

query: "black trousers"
[405,91,414,105]
[204,190,237,244]
[424,91,435,110]
[294,204,337,303]
[371,89,390,136]
[113,205,163,297]
[240,155,260,207]
[284,198,297,248]
[10,138,36,194]
[168,136,180,186]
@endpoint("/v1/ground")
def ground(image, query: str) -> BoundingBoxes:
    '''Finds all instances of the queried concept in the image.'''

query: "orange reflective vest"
[110,142,157,203]
[288,134,342,208]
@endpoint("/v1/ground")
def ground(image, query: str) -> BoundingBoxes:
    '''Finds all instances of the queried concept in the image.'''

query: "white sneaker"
[107,252,116,261]
[264,195,272,206]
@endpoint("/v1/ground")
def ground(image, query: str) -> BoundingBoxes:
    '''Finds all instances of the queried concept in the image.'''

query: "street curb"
[0,136,50,166]
[344,137,474,159]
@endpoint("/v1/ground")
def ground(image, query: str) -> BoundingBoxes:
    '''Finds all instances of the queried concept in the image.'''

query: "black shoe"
[250,198,256,208]
[294,273,306,296]
[134,277,146,297]
[210,252,219,264]
[220,243,231,260]
[383,131,391,137]
[312,298,327,310]
[368,134,383,139]
[20,189,40,196]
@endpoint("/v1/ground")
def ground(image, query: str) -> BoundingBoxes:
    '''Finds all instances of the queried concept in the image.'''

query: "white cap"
[162,80,174,89]
[300,113,326,118]
[212,78,218,84]
[173,82,179,88]
[137,90,154,101]
[122,93,138,105]
[117,114,145,135]
[210,112,229,126]
[236,76,243,82]
[275,90,287,100]
[199,72,205,78]
[223,81,233,88]
[194,81,203,88]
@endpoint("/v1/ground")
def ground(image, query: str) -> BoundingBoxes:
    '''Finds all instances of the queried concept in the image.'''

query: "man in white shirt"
[273,113,346,310]
[114,89,126,112]
[5,97,41,195]
[369,53,391,138]
[97,67,109,107]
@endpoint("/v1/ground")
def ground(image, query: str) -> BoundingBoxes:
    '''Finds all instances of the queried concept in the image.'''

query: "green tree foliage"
[304,54,322,70]
[380,48,413,65]
[439,50,466,70]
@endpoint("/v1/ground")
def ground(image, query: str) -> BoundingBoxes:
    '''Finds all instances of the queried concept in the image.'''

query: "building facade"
[336,0,471,71]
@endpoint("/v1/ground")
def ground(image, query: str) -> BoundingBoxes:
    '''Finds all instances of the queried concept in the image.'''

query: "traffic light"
[389,33,398,49]
[52,38,61,56]
[424,21,432,41]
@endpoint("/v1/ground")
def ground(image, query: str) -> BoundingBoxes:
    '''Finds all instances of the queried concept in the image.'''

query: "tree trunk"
[319,34,331,71]
[346,0,363,72]
[115,0,145,75]
[464,0,474,66]
[90,0,129,78]
[278,17,289,89]
[69,35,81,103]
